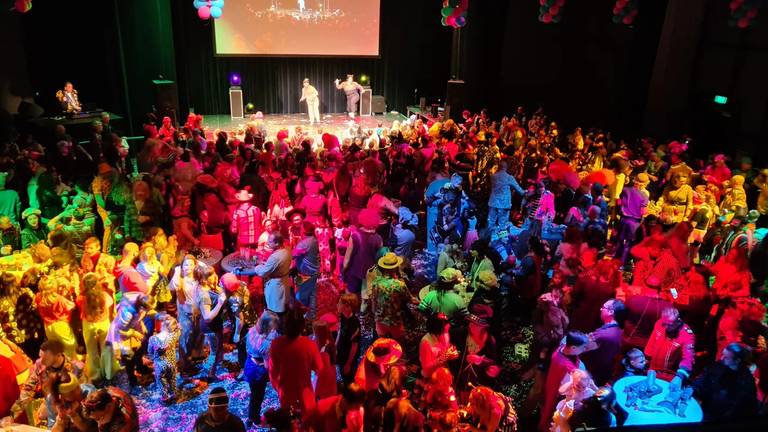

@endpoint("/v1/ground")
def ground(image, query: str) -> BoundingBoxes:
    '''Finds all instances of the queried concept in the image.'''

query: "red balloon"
[550,5,560,15]
[556,0,565,6]
[543,13,553,23]
[730,1,740,10]
[623,15,634,25]
[14,0,32,13]
[737,17,750,28]
[540,0,547,5]
[630,9,639,17]
[446,15,457,26]
[617,0,627,7]
[747,8,758,18]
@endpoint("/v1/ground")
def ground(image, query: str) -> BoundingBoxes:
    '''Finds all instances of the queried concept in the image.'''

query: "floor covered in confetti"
[135,251,536,431]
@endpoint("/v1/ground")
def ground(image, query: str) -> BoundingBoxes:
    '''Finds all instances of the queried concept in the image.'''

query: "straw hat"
[377,252,403,270]
[634,172,650,186]
[365,338,402,366]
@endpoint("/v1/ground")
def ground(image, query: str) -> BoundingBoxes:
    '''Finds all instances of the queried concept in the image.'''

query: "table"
[189,247,223,268]
[613,375,703,426]
[220,252,262,276]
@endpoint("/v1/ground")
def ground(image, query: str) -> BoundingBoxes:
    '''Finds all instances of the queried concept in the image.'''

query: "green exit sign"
[713,95,728,104]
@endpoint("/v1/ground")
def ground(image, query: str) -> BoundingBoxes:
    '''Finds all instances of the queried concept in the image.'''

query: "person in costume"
[231,189,261,260]
[335,75,365,119]
[300,78,321,125]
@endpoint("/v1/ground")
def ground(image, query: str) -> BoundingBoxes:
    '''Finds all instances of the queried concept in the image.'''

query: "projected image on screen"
[214,1,381,56]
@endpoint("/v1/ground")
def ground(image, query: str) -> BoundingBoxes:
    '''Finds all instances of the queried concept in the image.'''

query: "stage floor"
[201,112,406,139]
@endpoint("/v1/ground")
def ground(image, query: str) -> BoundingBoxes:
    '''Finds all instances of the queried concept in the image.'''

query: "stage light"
[359,74,369,85]
[230,73,241,87]
[713,95,728,105]
[245,102,255,113]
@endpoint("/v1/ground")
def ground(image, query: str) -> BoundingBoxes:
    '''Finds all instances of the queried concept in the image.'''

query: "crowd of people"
[0,104,766,432]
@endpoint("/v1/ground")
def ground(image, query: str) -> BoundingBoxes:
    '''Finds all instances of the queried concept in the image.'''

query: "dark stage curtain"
[169,0,452,116]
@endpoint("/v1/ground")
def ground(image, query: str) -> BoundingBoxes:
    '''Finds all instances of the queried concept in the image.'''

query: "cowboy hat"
[377,252,403,270]
[196,174,219,189]
[365,338,402,366]
[234,189,254,202]
[634,172,650,185]
[285,208,306,222]
[466,304,493,327]
[318,313,339,332]
[22,208,41,220]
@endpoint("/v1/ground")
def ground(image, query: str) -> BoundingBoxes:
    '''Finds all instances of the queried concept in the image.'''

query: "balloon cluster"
[14,0,32,13]
[440,0,469,28]
[612,0,639,25]
[729,0,761,29]
[538,0,566,24]
[193,0,225,20]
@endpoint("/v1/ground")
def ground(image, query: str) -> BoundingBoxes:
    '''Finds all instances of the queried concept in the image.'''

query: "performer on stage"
[335,74,364,119]
[300,78,321,125]
[56,81,82,113]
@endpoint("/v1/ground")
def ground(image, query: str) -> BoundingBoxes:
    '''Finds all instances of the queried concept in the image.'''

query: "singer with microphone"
[335,74,364,119]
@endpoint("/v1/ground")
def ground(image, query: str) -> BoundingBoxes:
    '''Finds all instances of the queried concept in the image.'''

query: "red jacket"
[644,320,695,380]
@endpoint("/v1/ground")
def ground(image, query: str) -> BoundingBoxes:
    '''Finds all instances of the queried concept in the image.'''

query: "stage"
[200,112,406,140]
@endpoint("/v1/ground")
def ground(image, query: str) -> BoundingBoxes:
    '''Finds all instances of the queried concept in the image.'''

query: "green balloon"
[441,16,448,26]
[442,7,454,17]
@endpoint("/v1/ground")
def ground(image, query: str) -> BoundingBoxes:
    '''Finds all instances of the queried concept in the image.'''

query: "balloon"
[540,0,547,5]
[193,0,207,9]
[613,7,621,14]
[556,0,565,6]
[550,5,560,15]
[737,17,750,28]
[623,15,634,25]
[198,5,211,19]
[210,5,222,18]
[442,7,454,17]
[14,0,32,13]
[543,13,553,23]
[441,16,448,26]
[747,8,758,18]
[211,0,224,7]
[617,0,627,7]
[456,16,466,27]
[630,9,639,17]
[729,1,739,10]
[446,15,457,26]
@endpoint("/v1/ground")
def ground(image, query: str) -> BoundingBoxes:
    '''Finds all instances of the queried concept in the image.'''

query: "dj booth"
[27,110,125,143]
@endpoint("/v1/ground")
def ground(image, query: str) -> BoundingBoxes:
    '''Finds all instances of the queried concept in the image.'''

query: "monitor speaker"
[229,87,244,119]
[445,79,465,121]
[153,80,179,124]
[372,95,386,114]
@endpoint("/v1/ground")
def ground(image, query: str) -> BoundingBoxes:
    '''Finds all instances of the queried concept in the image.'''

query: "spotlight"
[359,74,369,85]
[229,73,241,87]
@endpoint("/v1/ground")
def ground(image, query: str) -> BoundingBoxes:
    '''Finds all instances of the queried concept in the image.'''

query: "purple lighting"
[229,73,241,86]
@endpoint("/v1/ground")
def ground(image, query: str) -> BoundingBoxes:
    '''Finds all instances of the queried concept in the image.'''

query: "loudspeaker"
[229,87,244,119]
[360,88,372,116]
[372,95,386,114]
[17,101,44,119]
[153,80,179,124]
[445,79,465,121]
[419,97,427,112]
[430,104,439,118]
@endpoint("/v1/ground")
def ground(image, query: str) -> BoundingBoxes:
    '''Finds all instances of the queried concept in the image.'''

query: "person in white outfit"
[300,78,321,125]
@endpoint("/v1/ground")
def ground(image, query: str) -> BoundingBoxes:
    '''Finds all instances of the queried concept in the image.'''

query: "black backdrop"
[169,0,452,115]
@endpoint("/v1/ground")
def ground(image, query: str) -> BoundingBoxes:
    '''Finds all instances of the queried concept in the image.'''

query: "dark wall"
[486,0,666,135]
[169,0,452,115]
[0,8,31,115]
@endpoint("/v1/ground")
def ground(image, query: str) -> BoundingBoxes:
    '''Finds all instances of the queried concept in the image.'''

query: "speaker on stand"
[230,87,244,119]
[445,79,465,121]
[152,79,179,124]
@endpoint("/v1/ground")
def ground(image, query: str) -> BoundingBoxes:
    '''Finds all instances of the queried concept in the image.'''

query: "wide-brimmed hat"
[197,174,219,189]
[377,252,403,270]
[439,268,463,284]
[365,338,402,366]
[634,172,650,185]
[318,313,339,332]
[358,208,382,229]
[22,208,41,220]
[234,189,254,202]
[285,208,306,222]
[220,273,242,293]
[466,304,493,327]
[476,270,499,289]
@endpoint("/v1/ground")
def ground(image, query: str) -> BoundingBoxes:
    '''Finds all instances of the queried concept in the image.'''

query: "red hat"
[318,313,339,332]
[220,273,242,293]
[322,133,340,150]
[365,338,402,366]
[277,129,289,141]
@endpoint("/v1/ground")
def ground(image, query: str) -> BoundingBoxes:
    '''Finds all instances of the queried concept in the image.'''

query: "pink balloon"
[446,15,457,26]
[623,15,634,25]
[543,13,553,23]
[737,17,750,28]
[198,5,211,20]
[540,0,547,5]
[550,5,560,15]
